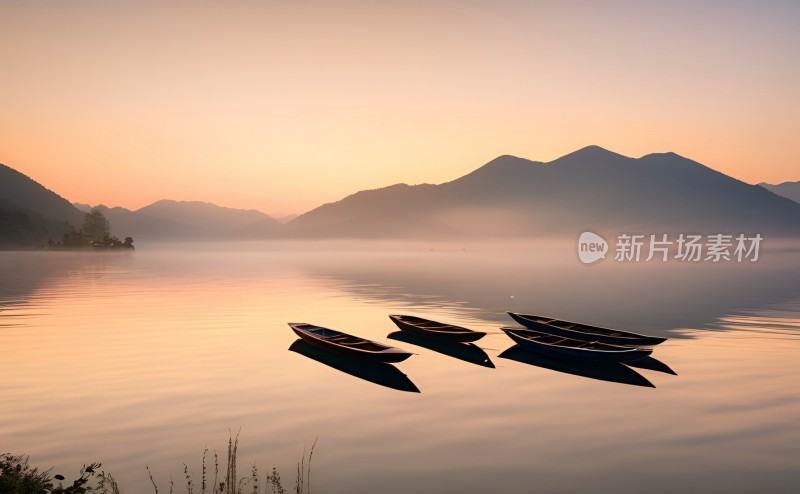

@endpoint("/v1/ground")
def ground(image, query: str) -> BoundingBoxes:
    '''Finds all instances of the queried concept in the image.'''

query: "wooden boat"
[501,328,652,362]
[288,322,413,363]
[507,312,667,347]
[388,314,486,343]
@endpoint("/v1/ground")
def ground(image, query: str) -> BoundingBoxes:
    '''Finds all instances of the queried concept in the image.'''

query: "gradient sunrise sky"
[1,0,798,215]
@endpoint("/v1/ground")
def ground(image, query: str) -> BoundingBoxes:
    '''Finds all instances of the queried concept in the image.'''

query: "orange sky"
[1,0,798,216]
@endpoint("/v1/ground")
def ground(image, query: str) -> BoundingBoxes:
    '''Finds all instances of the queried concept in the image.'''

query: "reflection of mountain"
[293,250,800,338]
[0,251,135,315]
[498,345,655,388]
[0,164,84,247]
[287,146,800,238]
[759,181,800,204]
[387,331,495,368]
[288,339,420,393]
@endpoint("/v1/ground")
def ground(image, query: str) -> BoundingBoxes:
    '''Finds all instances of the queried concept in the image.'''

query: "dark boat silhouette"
[501,327,652,362]
[498,345,655,388]
[507,312,667,347]
[388,314,486,343]
[387,331,495,368]
[289,322,413,363]
[289,340,420,393]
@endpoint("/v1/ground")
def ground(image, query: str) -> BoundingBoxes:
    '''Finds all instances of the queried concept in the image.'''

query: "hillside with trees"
[0,163,133,250]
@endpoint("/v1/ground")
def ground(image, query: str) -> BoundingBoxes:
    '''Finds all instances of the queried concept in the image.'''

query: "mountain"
[81,200,284,242]
[137,200,282,236]
[287,146,800,238]
[0,163,85,248]
[275,213,299,224]
[237,217,288,239]
[0,196,58,248]
[286,183,454,238]
[85,204,197,242]
[759,181,800,204]
[5,149,799,247]
[0,164,84,226]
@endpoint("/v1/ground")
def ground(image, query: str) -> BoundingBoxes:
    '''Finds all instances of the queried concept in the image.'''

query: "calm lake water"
[1,242,799,493]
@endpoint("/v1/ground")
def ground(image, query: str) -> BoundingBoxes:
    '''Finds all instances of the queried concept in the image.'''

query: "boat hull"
[502,328,652,363]
[507,312,666,347]
[389,315,486,343]
[290,325,412,363]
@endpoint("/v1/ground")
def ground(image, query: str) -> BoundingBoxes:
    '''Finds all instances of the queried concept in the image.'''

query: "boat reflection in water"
[387,331,495,368]
[288,339,420,393]
[498,345,656,388]
[624,355,677,375]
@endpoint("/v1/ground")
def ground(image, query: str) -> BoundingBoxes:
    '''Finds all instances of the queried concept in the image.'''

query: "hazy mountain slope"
[136,200,283,239]
[759,181,800,204]
[74,200,285,242]
[287,183,460,238]
[87,205,198,242]
[0,163,84,226]
[236,217,292,239]
[0,197,60,248]
[0,163,84,247]
[287,146,800,238]
[275,213,299,224]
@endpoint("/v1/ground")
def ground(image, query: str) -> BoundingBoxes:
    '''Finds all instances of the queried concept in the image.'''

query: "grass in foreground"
[0,453,119,494]
[1,435,316,494]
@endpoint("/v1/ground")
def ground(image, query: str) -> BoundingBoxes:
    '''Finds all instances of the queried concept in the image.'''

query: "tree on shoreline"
[47,208,134,249]
[82,208,110,242]
[49,208,134,249]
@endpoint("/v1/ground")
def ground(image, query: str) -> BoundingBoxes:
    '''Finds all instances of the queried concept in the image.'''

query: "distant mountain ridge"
[77,200,284,242]
[3,147,799,248]
[759,181,800,204]
[286,146,800,238]
[0,162,287,246]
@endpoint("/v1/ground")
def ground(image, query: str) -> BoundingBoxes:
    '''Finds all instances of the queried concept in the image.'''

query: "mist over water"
[1,242,799,493]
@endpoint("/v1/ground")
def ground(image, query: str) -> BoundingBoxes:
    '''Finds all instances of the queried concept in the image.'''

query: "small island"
[48,208,134,250]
